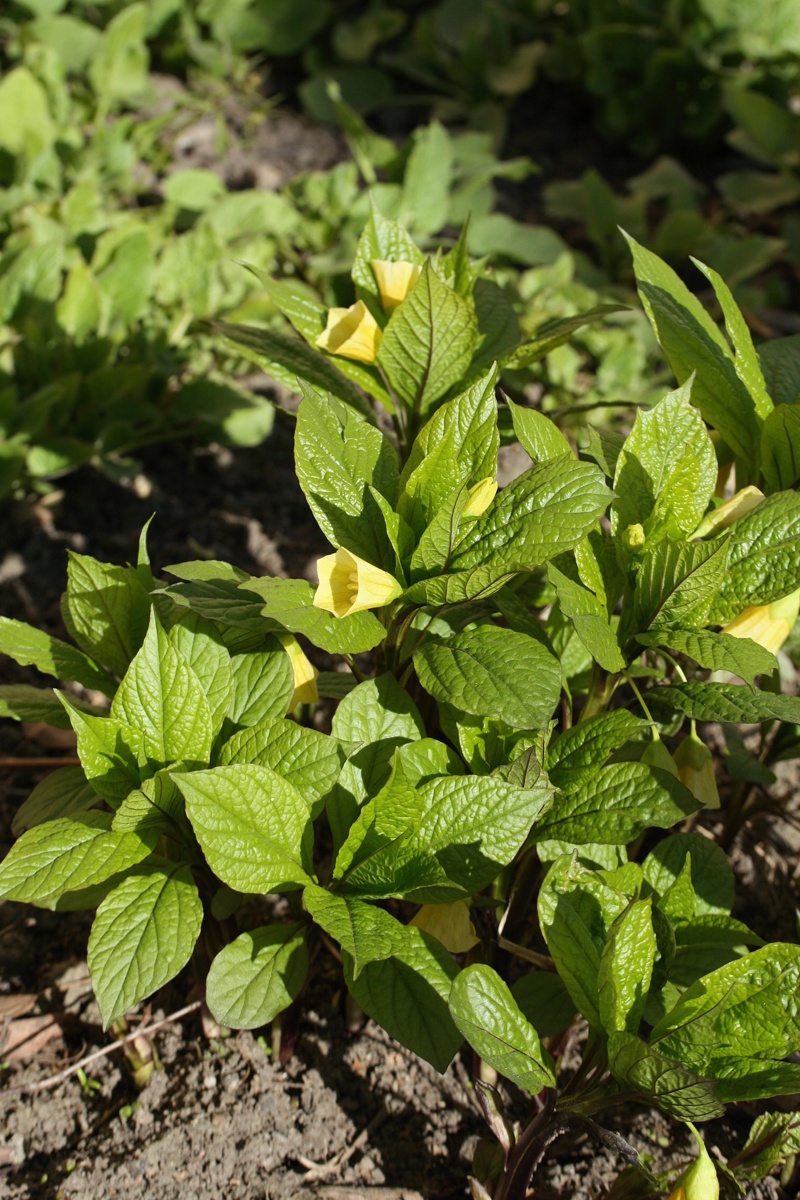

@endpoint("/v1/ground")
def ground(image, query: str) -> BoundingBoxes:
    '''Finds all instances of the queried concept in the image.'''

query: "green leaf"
[0,66,55,158]
[545,710,651,792]
[217,717,344,817]
[547,564,626,672]
[0,685,97,729]
[450,460,612,571]
[216,321,371,414]
[303,885,397,978]
[449,964,555,1094]
[470,278,522,372]
[533,762,700,845]
[623,231,760,466]
[62,552,151,679]
[88,2,149,103]
[607,1032,723,1121]
[651,682,800,724]
[401,564,519,607]
[708,490,800,620]
[342,908,462,1072]
[414,626,561,730]
[88,864,203,1027]
[111,610,213,768]
[511,972,577,1038]
[244,576,385,655]
[651,945,800,1082]
[400,365,499,498]
[351,198,425,315]
[12,766,98,836]
[294,388,399,567]
[631,538,728,634]
[502,304,627,369]
[507,400,573,464]
[637,629,777,686]
[376,260,478,420]
[338,771,552,903]
[0,812,154,908]
[226,643,294,729]
[402,120,454,235]
[407,481,469,577]
[205,924,308,1029]
[759,333,800,406]
[760,405,800,493]
[59,698,142,804]
[611,381,718,542]
[174,765,313,893]
[692,257,773,420]
[598,899,656,1035]
[332,673,424,745]
[734,1112,800,1182]
[643,832,734,917]
[0,618,116,695]
[166,613,232,737]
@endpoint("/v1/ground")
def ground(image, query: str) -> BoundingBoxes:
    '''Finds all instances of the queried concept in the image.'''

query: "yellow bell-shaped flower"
[462,477,497,519]
[723,587,800,657]
[667,1126,719,1200]
[410,900,479,953]
[673,728,720,810]
[278,633,319,710]
[370,259,422,310]
[313,547,402,618]
[316,300,382,363]
[694,485,764,538]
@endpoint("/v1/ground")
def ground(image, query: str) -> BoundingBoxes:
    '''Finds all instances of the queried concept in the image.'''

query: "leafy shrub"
[1,215,800,1194]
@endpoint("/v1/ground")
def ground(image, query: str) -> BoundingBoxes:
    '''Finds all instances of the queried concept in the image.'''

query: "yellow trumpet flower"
[723,588,800,657]
[313,547,402,618]
[410,900,479,953]
[370,259,422,310]
[462,477,497,519]
[694,485,764,538]
[667,1125,719,1200]
[316,300,382,363]
[673,728,720,810]
[278,633,319,710]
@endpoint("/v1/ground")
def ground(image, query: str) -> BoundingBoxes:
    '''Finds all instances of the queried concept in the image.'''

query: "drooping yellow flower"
[313,547,402,618]
[723,588,800,657]
[316,300,381,363]
[370,259,422,310]
[410,900,479,953]
[673,728,720,810]
[462,477,497,519]
[667,1125,719,1200]
[278,633,319,710]
[694,485,764,538]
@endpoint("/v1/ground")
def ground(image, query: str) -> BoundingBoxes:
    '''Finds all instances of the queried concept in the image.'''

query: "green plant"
[1,218,800,1196]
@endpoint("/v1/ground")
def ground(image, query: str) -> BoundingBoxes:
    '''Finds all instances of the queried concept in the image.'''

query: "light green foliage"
[205,924,309,1029]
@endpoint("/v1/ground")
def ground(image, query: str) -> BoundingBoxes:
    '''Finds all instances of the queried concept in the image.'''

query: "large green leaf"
[218,717,344,816]
[692,258,772,420]
[450,459,612,570]
[294,387,399,567]
[502,304,627,369]
[631,538,728,634]
[205,923,308,1029]
[0,685,97,729]
[507,399,573,464]
[303,885,398,978]
[545,710,651,792]
[643,833,734,917]
[611,381,717,542]
[761,405,800,493]
[332,673,424,745]
[351,199,425,315]
[226,644,294,729]
[376,260,478,420]
[0,617,116,695]
[623,232,760,467]
[533,761,700,845]
[12,766,98,836]
[59,697,142,804]
[166,612,232,737]
[0,812,154,908]
[449,964,555,1094]
[414,625,561,729]
[175,764,313,893]
[608,1032,723,1121]
[709,490,800,621]
[400,365,499,495]
[598,899,656,1035]
[651,682,800,724]
[637,629,777,686]
[61,551,151,678]
[111,610,213,768]
[547,563,626,672]
[88,864,203,1027]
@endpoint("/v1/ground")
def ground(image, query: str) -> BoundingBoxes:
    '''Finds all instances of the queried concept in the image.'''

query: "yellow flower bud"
[313,547,402,618]
[622,523,646,551]
[316,300,382,363]
[370,259,422,310]
[667,1126,719,1200]
[693,485,764,539]
[278,633,319,710]
[462,477,497,519]
[723,587,800,657]
[673,730,720,810]
[410,900,479,953]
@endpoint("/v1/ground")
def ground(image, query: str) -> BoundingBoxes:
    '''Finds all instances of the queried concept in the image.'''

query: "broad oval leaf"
[206,923,309,1029]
